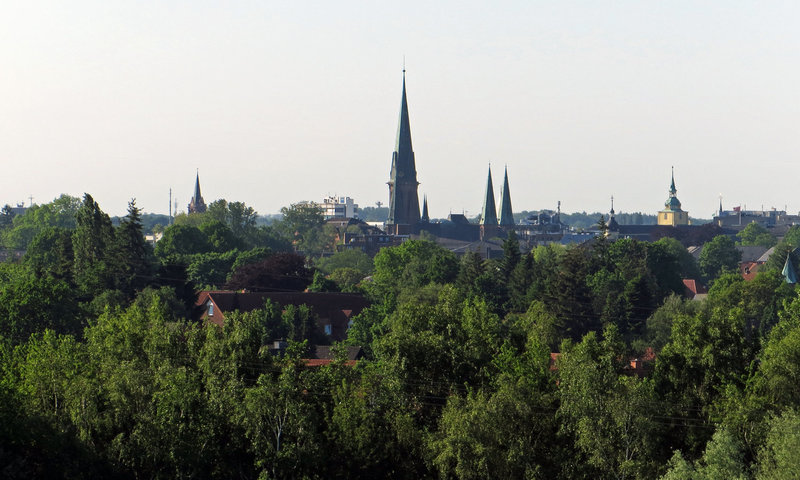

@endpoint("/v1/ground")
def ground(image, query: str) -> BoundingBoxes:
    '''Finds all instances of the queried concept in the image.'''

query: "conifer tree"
[115,199,152,296]
[72,193,115,295]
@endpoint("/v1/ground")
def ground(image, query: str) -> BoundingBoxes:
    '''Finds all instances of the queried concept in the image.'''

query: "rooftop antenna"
[28,195,33,207]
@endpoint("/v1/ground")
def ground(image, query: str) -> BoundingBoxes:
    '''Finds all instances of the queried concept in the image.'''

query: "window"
[207,301,214,316]
[324,324,332,336]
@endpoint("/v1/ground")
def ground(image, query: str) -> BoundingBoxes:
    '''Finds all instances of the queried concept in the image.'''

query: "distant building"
[713,204,800,229]
[320,196,358,219]
[188,171,207,214]
[657,168,689,226]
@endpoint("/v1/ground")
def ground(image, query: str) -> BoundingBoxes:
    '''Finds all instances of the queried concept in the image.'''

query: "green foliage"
[699,235,741,282]
[2,194,81,250]
[558,327,662,479]
[737,222,777,248]
[23,226,75,281]
[276,202,332,255]
[306,270,340,293]
[0,264,80,343]
[660,428,748,480]
[315,249,373,275]
[369,240,459,304]
[154,224,212,259]
[72,194,116,296]
[185,250,239,289]
[757,409,800,479]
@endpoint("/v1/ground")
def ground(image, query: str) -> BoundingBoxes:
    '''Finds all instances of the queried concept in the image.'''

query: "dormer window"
[207,300,214,316]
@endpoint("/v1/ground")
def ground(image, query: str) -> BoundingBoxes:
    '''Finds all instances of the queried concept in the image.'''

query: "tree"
[699,235,741,282]
[757,409,800,479]
[154,224,212,259]
[206,199,259,242]
[276,202,331,255]
[736,222,777,248]
[558,327,662,479]
[499,230,521,281]
[23,226,75,281]
[199,219,243,252]
[2,194,81,249]
[226,252,311,292]
[660,428,748,480]
[314,249,373,276]
[114,199,153,296]
[72,194,115,295]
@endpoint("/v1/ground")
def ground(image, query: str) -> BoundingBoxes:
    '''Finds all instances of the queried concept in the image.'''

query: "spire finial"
[402,56,406,75]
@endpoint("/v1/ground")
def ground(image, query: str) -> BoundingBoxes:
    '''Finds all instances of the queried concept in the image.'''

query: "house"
[194,290,369,342]
[682,279,708,300]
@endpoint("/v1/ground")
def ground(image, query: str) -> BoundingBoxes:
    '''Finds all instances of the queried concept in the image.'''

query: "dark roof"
[311,345,364,361]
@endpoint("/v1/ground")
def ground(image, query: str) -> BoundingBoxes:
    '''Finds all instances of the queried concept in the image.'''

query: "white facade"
[320,196,358,219]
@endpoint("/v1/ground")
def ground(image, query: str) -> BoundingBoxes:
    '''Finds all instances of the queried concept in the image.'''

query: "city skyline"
[2,1,799,218]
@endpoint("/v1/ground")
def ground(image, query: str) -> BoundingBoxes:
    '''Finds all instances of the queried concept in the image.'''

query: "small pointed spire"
[421,195,429,222]
[610,195,615,215]
[499,165,514,226]
[783,252,797,284]
[480,165,498,226]
[719,195,723,217]
[670,166,677,195]
[188,170,207,214]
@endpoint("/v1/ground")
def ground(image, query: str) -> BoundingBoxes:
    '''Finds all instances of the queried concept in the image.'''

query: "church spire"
[669,166,677,195]
[421,195,429,222]
[188,170,207,214]
[480,165,498,226]
[387,68,421,228]
[783,253,798,284]
[498,166,514,226]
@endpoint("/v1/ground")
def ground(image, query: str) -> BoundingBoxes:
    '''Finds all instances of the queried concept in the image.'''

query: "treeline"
[2,194,800,478]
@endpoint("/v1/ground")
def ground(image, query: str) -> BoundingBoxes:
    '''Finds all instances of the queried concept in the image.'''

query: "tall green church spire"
[498,166,514,226]
[387,69,421,227]
[480,165,498,226]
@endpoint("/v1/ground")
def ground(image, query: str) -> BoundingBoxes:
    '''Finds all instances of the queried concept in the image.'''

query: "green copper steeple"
[783,253,797,284]
[421,195,429,222]
[480,166,498,226]
[498,166,514,226]
[387,69,421,226]
[664,167,682,211]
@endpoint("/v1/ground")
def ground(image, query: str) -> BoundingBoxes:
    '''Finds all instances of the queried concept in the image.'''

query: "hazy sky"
[2,1,799,218]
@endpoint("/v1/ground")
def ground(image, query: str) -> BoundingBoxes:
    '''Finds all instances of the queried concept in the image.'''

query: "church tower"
[498,166,514,227]
[657,167,689,226]
[480,166,498,226]
[386,70,421,234]
[188,171,207,214]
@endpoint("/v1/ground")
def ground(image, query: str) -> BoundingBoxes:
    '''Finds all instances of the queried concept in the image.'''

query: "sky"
[2,1,799,219]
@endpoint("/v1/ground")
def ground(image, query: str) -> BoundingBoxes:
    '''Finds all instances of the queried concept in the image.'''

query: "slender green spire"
[421,195,429,222]
[783,252,797,284]
[387,69,421,226]
[480,165,498,226]
[499,166,514,226]
[669,166,677,195]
